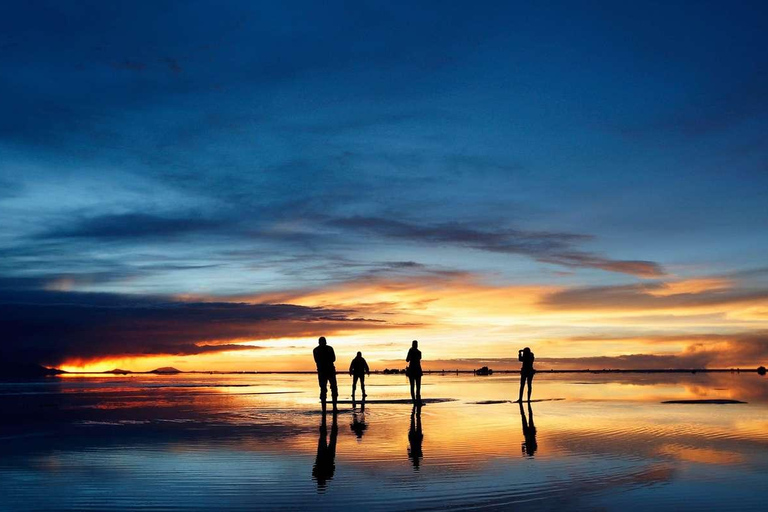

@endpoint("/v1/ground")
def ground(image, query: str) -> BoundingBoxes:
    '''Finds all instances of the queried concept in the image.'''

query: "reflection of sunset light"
[656,445,744,465]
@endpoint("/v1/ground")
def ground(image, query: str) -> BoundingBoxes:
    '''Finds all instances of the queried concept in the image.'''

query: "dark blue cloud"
[43,213,230,240]
[0,283,385,365]
[331,216,664,277]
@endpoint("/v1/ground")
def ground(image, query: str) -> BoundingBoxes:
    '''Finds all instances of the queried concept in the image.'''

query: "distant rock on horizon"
[149,367,182,374]
[107,368,132,375]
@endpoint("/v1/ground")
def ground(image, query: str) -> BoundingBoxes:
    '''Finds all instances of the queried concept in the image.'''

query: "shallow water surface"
[2,373,767,511]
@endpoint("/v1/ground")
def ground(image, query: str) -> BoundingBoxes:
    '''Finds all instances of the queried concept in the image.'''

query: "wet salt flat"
[2,373,768,511]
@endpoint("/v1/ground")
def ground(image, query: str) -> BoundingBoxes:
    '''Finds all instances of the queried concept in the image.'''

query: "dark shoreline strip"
[470,398,565,404]
[661,399,747,404]
[334,398,455,404]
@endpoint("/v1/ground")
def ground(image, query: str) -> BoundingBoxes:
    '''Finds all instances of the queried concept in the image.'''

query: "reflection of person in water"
[406,340,423,404]
[517,347,535,402]
[350,401,367,440]
[519,402,537,457]
[408,404,424,469]
[312,412,338,491]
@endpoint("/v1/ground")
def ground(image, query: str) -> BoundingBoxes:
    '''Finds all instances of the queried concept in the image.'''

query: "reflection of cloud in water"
[656,445,744,465]
[542,413,768,470]
[552,372,768,404]
[2,373,768,510]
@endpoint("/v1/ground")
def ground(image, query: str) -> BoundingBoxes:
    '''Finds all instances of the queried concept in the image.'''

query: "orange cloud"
[12,268,768,371]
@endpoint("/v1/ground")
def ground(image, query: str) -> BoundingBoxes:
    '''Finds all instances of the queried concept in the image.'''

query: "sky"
[1,0,767,372]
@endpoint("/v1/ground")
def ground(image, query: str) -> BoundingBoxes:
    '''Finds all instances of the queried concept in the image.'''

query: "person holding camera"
[517,347,535,402]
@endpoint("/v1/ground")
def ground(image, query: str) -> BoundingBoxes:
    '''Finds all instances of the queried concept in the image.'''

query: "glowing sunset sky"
[1,1,767,371]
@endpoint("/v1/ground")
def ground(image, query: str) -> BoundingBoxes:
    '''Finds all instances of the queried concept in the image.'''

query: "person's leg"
[526,373,533,402]
[415,375,421,401]
[360,374,366,397]
[318,373,328,411]
[352,375,358,399]
[518,373,525,402]
[409,376,415,401]
[329,372,338,409]
[319,373,327,401]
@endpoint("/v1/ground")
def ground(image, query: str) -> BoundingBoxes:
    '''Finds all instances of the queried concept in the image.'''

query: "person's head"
[412,340,418,348]
[318,336,327,346]
[357,351,362,357]
[522,347,531,354]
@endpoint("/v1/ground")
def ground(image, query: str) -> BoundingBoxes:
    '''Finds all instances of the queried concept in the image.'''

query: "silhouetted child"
[517,347,535,402]
[349,351,370,400]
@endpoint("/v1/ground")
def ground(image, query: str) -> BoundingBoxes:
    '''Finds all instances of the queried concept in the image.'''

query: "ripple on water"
[2,374,768,511]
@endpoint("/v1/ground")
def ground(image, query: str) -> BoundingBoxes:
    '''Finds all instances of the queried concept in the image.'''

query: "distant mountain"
[0,362,65,379]
[106,368,132,375]
[149,367,182,374]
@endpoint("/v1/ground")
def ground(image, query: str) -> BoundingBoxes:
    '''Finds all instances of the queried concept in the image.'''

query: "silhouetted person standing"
[313,336,338,411]
[519,402,537,457]
[408,404,423,470]
[312,411,338,490]
[406,340,423,403]
[349,351,370,400]
[517,347,535,402]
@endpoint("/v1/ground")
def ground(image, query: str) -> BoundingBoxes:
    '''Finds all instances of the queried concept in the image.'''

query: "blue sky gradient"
[2,1,767,368]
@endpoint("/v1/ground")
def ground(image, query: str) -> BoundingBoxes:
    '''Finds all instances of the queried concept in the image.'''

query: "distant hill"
[149,367,182,374]
[106,368,132,375]
[0,362,65,379]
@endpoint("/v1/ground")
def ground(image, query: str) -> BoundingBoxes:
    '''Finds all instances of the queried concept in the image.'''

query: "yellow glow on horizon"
[59,273,768,372]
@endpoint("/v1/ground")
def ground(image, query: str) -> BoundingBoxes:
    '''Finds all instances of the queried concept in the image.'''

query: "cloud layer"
[0,287,384,366]
[332,217,664,277]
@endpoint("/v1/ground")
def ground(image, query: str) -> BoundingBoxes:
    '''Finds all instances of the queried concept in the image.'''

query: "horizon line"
[58,367,766,375]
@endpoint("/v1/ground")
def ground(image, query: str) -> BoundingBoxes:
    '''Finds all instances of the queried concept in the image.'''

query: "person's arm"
[314,348,320,366]
[518,350,523,362]
[330,347,336,363]
[364,359,370,375]
[349,360,354,375]
[406,349,412,363]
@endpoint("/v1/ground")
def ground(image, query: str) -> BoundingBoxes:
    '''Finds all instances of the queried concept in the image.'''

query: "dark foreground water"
[2,372,768,511]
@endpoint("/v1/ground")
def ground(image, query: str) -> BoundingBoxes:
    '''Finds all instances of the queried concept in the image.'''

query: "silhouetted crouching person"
[519,402,537,457]
[349,351,370,400]
[408,405,423,470]
[406,340,423,403]
[517,347,535,402]
[312,412,338,490]
[313,336,338,411]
